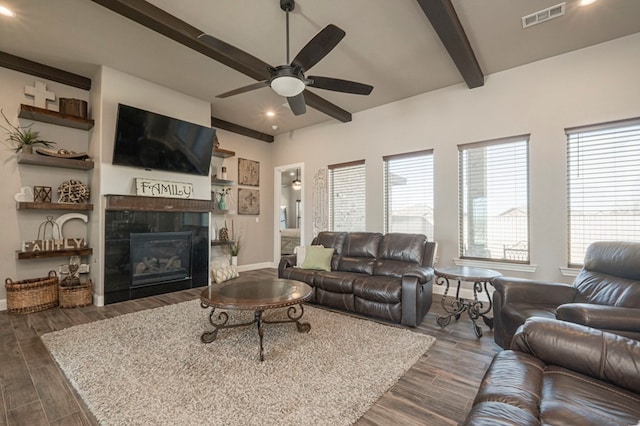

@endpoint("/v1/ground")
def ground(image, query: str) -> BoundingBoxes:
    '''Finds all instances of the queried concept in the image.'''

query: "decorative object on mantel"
[36,147,90,160]
[14,186,34,202]
[312,167,328,236]
[238,158,260,186]
[24,80,55,108]
[34,186,52,203]
[238,188,260,215]
[55,213,89,237]
[135,177,193,199]
[5,270,58,314]
[59,98,88,119]
[1,109,55,154]
[57,179,90,203]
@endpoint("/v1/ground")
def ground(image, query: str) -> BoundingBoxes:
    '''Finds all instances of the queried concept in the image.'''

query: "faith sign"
[25,81,55,108]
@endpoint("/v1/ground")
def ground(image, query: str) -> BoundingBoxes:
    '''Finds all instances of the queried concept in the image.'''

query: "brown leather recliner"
[464,317,640,425]
[492,241,640,348]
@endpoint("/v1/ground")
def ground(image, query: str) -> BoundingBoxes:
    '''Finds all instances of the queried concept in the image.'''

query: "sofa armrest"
[277,255,296,277]
[511,317,640,394]
[403,266,434,284]
[556,304,640,333]
[493,277,577,305]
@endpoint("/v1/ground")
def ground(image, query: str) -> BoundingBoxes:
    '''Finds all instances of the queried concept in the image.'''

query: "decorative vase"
[22,145,33,154]
[231,255,238,266]
[218,194,226,210]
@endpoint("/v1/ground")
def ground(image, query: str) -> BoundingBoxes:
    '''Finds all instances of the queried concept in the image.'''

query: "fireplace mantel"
[105,195,214,212]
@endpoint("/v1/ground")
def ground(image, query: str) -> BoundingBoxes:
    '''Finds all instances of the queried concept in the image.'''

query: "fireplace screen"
[130,232,192,287]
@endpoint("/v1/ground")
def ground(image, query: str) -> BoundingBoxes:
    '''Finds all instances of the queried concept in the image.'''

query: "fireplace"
[130,232,192,287]
[104,205,209,304]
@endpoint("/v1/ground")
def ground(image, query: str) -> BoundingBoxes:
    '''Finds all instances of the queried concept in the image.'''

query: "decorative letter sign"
[135,178,194,199]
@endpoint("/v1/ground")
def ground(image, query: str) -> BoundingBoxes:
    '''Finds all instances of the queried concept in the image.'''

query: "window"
[566,118,640,266]
[459,135,529,262]
[383,150,434,239]
[328,160,366,232]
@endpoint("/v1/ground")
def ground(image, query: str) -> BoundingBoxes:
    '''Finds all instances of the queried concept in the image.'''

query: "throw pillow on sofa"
[294,244,324,268]
[212,265,239,283]
[301,246,334,271]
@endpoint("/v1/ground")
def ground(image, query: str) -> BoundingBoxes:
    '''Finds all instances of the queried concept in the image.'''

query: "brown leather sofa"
[464,317,640,425]
[493,241,640,348]
[278,232,436,326]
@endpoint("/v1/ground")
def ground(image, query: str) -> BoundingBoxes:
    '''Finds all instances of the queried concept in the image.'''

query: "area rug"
[42,301,435,425]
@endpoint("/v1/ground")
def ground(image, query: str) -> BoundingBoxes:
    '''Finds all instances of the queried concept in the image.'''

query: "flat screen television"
[112,104,215,176]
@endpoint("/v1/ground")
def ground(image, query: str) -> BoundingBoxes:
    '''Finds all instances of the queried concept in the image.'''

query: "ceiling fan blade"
[291,24,345,72]
[198,33,272,80]
[216,81,270,98]
[287,93,306,116]
[307,76,373,95]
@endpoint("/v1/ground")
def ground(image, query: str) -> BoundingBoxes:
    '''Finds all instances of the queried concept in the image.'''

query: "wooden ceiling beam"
[211,117,274,143]
[0,51,91,90]
[416,0,484,88]
[90,0,352,123]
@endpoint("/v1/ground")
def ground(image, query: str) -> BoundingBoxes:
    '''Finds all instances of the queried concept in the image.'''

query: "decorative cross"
[24,81,55,108]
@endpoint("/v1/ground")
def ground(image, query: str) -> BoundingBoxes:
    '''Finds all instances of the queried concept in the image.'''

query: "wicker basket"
[5,271,58,314]
[59,280,93,308]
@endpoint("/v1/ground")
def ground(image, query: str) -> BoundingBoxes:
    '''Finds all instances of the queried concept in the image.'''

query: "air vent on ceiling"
[522,2,566,29]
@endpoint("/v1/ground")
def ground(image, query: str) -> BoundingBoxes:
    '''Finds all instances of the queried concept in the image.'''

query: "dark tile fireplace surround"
[104,195,213,304]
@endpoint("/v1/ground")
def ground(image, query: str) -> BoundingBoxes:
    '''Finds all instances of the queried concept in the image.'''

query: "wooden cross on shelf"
[24,81,55,108]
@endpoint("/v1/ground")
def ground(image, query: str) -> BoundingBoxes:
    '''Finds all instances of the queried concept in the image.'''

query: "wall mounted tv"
[112,104,215,176]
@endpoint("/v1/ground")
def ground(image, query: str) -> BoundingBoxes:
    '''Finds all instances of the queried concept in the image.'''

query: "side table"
[435,266,501,337]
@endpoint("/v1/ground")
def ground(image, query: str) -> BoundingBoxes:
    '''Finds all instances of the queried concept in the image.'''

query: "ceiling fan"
[198,0,373,116]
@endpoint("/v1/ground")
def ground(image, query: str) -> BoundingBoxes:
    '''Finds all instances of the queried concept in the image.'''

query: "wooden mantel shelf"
[19,104,94,130]
[105,195,215,212]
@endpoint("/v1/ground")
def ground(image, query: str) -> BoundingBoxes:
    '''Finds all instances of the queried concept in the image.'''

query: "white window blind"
[566,118,640,266]
[383,150,434,239]
[459,136,529,262]
[329,160,366,232]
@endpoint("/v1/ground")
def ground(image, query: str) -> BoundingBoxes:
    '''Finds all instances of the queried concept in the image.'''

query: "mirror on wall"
[280,167,301,255]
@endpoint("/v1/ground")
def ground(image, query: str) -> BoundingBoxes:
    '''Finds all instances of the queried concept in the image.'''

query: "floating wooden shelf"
[18,152,94,170]
[16,247,93,260]
[16,202,93,211]
[211,178,235,186]
[211,240,234,246]
[19,104,94,130]
[212,148,235,158]
[211,208,231,215]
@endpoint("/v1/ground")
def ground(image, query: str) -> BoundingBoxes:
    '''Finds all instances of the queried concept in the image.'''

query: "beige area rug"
[42,301,435,425]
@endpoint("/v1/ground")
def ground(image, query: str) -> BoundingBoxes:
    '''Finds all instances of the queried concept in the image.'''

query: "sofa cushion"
[314,232,347,255]
[301,246,334,271]
[314,271,360,293]
[338,232,382,274]
[377,233,426,263]
[573,270,640,307]
[279,267,317,284]
[352,275,402,303]
[354,298,401,323]
[316,288,354,311]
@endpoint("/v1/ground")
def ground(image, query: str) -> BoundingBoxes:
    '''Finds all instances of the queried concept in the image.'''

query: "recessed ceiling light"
[579,0,597,5]
[266,111,275,117]
[0,5,15,17]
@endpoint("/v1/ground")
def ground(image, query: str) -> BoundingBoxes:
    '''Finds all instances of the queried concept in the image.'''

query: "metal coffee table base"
[200,303,311,361]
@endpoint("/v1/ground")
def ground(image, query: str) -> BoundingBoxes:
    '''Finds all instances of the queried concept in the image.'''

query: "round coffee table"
[200,278,312,361]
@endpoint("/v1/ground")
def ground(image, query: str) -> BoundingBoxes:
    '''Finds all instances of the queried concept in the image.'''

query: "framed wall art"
[238,158,260,187]
[238,188,260,215]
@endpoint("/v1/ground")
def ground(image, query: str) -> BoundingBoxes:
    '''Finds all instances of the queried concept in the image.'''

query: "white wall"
[272,33,640,284]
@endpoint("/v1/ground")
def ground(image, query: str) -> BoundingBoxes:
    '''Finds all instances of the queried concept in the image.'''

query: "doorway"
[274,163,304,264]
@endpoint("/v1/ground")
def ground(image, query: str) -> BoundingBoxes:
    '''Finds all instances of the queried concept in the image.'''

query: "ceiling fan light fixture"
[271,76,305,97]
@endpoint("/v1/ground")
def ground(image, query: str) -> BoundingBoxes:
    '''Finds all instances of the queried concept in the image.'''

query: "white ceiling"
[1,0,639,139]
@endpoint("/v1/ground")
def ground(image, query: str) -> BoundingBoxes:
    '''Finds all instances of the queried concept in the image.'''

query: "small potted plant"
[1,109,55,154]
[230,238,240,266]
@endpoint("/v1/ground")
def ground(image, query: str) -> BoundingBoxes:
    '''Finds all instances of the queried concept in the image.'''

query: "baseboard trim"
[238,262,277,272]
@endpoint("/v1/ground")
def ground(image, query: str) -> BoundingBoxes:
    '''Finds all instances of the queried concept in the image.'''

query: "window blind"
[566,118,640,266]
[383,150,434,239]
[328,160,366,232]
[458,136,529,262]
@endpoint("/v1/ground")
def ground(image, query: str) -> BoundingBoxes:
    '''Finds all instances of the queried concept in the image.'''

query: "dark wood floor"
[0,268,500,426]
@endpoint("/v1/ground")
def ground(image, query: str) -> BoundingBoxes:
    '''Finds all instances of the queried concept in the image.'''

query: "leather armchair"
[464,318,640,425]
[493,241,640,348]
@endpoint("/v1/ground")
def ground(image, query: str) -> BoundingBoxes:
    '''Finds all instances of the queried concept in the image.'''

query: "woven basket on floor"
[5,271,58,314]
[59,280,93,308]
